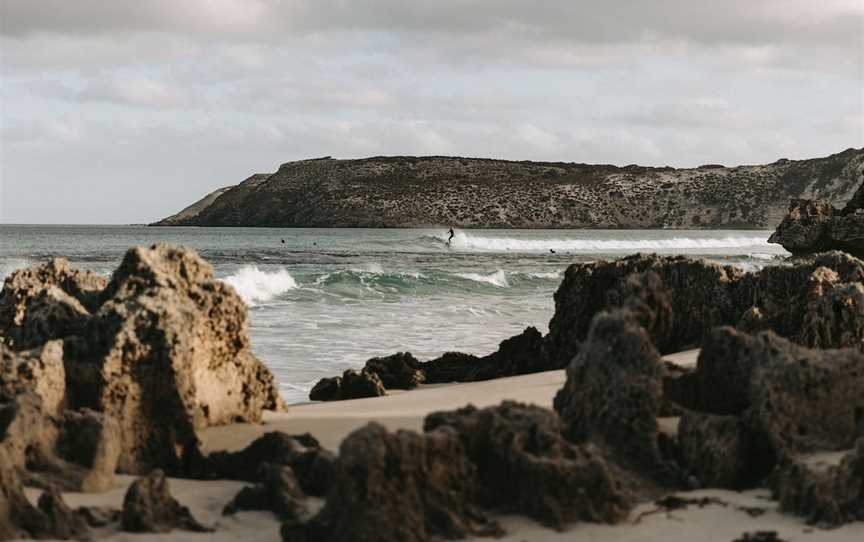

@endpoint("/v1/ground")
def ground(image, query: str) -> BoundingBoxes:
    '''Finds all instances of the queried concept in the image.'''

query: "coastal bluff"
[154,148,864,228]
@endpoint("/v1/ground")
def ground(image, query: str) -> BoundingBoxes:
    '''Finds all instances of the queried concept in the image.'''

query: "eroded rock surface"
[309,369,386,401]
[223,463,307,521]
[363,352,424,389]
[121,469,210,533]
[282,423,502,542]
[424,401,632,529]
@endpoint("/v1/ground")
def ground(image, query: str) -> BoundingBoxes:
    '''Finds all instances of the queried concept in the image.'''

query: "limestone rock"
[772,438,864,527]
[37,486,90,541]
[0,447,43,540]
[424,401,632,528]
[677,413,765,489]
[204,431,335,497]
[0,340,66,416]
[282,423,502,542]
[363,352,424,389]
[223,463,307,520]
[62,243,285,473]
[0,258,106,350]
[553,309,682,486]
[54,409,121,492]
[309,369,385,401]
[121,469,210,533]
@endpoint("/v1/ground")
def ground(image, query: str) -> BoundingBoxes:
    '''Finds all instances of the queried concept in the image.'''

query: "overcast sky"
[1,1,862,224]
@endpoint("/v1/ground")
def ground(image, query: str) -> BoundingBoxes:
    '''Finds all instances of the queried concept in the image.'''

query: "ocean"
[0,225,787,404]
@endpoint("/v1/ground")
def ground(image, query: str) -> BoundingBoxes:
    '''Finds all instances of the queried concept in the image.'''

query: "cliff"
[152,148,864,228]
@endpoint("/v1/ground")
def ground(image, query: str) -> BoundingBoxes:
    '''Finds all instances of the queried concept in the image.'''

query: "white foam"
[446,231,770,252]
[456,269,509,287]
[223,266,297,305]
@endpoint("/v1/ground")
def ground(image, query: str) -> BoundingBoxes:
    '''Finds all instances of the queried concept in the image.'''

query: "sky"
[1,1,862,224]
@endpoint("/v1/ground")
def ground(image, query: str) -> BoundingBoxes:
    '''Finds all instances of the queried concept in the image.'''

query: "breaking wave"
[456,270,510,288]
[223,266,298,305]
[432,231,770,252]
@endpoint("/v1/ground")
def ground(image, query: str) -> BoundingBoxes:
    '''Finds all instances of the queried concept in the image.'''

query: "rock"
[772,438,864,527]
[553,308,682,487]
[677,413,765,489]
[310,369,385,401]
[546,254,748,363]
[76,506,120,528]
[363,352,424,389]
[0,258,106,350]
[282,423,502,542]
[308,376,342,401]
[798,266,864,350]
[339,369,386,399]
[0,340,66,416]
[424,401,632,528]
[420,326,548,384]
[769,178,864,257]
[0,446,44,540]
[54,409,121,492]
[204,431,335,497]
[223,463,307,520]
[37,486,90,541]
[60,243,285,473]
[121,469,210,533]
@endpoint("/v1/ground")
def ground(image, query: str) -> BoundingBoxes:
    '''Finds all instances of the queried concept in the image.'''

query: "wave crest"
[441,231,769,252]
[456,270,509,288]
[223,266,297,305]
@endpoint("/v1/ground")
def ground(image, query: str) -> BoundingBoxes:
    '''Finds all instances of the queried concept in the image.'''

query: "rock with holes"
[425,401,632,529]
[0,258,106,350]
[281,423,502,542]
[121,469,210,533]
[677,412,766,489]
[363,352,424,389]
[0,340,66,417]
[223,463,307,521]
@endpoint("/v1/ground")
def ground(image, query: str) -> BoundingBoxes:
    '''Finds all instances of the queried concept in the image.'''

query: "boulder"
[223,463,307,521]
[677,413,765,489]
[0,340,66,416]
[420,351,484,384]
[36,486,90,541]
[772,438,864,527]
[121,469,210,533]
[310,369,385,401]
[59,243,285,473]
[363,352,424,389]
[308,376,342,401]
[0,258,106,350]
[798,266,864,350]
[769,180,864,257]
[553,308,682,487]
[204,431,335,497]
[0,447,44,540]
[54,409,121,492]
[424,401,632,528]
[282,423,502,542]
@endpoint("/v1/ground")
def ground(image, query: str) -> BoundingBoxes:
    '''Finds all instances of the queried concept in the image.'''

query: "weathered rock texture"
[770,166,864,257]
[363,352,424,389]
[0,245,285,476]
[222,463,307,521]
[282,423,502,542]
[121,469,209,533]
[424,401,632,529]
[309,369,386,401]
[154,148,863,228]
[203,431,335,497]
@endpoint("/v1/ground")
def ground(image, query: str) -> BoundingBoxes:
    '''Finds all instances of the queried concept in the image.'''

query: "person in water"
[446,227,455,245]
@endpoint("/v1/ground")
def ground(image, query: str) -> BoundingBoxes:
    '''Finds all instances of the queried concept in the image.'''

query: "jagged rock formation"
[281,423,503,542]
[309,369,386,401]
[222,463,308,521]
[154,148,864,228]
[121,469,210,533]
[424,401,632,529]
[0,244,286,477]
[769,175,864,257]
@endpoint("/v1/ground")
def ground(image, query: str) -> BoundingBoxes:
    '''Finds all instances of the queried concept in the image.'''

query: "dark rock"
[37,486,90,541]
[223,463,307,520]
[339,369,386,399]
[424,401,632,528]
[732,532,787,542]
[0,446,44,540]
[76,506,120,528]
[772,438,864,527]
[309,376,341,401]
[204,431,335,497]
[553,308,682,487]
[798,266,864,350]
[363,352,424,389]
[677,413,766,489]
[769,176,864,257]
[54,409,121,492]
[283,423,502,542]
[121,469,210,533]
[420,351,484,384]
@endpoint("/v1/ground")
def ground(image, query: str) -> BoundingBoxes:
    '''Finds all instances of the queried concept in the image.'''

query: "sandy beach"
[27,347,862,541]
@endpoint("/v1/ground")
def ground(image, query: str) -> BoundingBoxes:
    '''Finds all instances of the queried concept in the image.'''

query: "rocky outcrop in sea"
[154,148,864,229]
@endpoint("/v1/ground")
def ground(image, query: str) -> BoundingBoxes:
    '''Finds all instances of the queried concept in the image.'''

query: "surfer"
[446,227,455,245]
[550,248,556,254]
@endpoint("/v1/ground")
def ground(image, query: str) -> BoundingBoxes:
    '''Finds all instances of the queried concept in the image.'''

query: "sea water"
[0,225,787,403]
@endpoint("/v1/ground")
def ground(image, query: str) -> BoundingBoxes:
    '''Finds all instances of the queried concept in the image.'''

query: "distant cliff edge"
[152,148,864,228]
